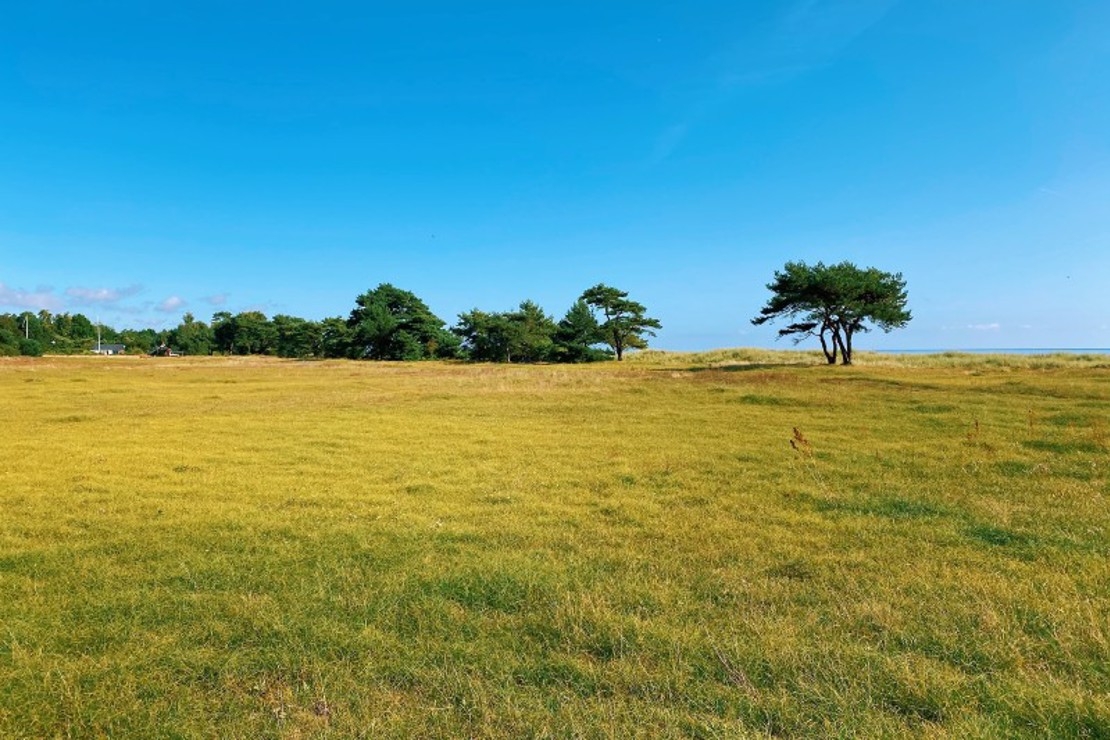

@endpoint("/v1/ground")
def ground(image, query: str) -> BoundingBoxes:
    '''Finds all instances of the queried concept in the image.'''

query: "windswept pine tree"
[752,261,911,365]
[580,284,661,361]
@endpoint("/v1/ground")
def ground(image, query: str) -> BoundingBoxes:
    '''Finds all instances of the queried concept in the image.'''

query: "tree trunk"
[831,326,849,365]
[839,328,853,365]
[818,328,837,364]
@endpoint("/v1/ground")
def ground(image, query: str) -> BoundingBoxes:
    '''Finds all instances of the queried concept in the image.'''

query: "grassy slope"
[0,354,1107,737]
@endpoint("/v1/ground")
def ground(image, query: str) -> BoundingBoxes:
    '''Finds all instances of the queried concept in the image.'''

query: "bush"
[18,339,43,357]
[0,329,19,356]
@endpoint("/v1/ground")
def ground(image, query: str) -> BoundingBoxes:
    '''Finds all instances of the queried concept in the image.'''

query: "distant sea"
[876,348,1110,355]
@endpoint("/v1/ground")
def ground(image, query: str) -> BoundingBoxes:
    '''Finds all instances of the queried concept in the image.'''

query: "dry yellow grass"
[1,353,1107,737]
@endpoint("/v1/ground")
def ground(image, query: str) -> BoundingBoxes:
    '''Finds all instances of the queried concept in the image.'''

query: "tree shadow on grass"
[652,362,821,374]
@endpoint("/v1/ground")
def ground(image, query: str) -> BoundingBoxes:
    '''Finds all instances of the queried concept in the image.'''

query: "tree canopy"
[580,284,661,361]
[752,261,911,365]
[453,301,557,363]
[168,313,214,356]
[348,283,458,360]
[212,311,275,355]
[554,300,610,362]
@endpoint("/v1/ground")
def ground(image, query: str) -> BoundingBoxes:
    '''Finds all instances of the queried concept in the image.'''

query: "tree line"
[0,283,661,362]
[0,311,150,357]
[1,261,911,363]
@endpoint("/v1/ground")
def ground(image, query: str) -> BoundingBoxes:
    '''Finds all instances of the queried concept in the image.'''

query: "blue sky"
[1,1,1107,350]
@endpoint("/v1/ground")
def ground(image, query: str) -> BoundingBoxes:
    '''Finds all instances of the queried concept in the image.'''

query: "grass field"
[1,352,1108,737]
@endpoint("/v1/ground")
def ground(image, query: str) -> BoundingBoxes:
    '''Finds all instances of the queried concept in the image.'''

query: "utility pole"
[23,314,29,339]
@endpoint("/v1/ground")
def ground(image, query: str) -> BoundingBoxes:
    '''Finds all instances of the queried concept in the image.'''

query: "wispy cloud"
[968,322,1001,331]
[0,282,63,311]
[156,296,187,313]
[110,302,154,316]
[652,0,897,163]
[65,284,143,305]
[203,293,229,306]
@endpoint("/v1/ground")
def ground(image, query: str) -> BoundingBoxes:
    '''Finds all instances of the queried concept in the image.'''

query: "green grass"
[1,353,1108,737]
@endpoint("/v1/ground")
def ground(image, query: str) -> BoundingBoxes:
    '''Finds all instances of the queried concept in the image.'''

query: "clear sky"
[1,1,1108,350]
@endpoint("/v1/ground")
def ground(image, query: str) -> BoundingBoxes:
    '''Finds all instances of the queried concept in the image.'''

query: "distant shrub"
[18,339,43,357]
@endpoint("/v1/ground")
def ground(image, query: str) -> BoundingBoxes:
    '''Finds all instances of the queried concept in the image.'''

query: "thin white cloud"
[65,284,143,305]
[203,293,229,306]
[968,322,1001,331]
[156,296,187,313]
[0,282,63,311]
[110,302,153,316]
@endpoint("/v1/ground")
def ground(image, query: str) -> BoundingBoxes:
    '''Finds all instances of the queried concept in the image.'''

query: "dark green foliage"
[317,317,353,358]
[554,300,610,362]
[752,261,911,365]
[50,312,97,341]
[18,338,43,357]
[453,309,509,362]
[19,312,51,343]
[0,311,118,354]
[211,311,236,354]
[0,327,19,356]
[453,301,557,363]
[231,311,275,355]
[168,313,215,356]
[271,314,320,358]
[580,284,661,361]
[211,311,277,355]
[511,300,558,362]
[0,316,18,347]
[348,283,457,360]
[117,328,158,355]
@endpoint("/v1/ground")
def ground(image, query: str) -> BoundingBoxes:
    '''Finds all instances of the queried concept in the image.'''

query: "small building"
[91,343,126,356]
